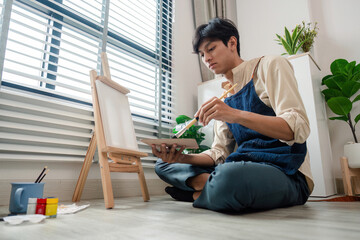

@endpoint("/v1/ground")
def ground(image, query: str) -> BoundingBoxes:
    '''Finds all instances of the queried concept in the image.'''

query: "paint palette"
[3,214,46,225]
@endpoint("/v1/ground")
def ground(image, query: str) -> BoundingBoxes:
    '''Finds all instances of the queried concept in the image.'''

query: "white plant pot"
[344,142,360,168]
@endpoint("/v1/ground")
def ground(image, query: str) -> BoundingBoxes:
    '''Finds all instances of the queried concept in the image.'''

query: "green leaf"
[321,75,333,85]
[292,27,305,51]
[330,59,348,75]
[291,25,298,40]
[329,116,348,121]
[341,81,360,98]
[354,63,360,74]
[345,61,356,77]
[284,27,293,50]
[321,89,343,101]
[175,115,192,124]
[350,71,360,82]
[280,38,293,55]
[352,94,360,103]
[294,38,307,55]
[324,74,347,90]
[355,114,360,124]
[290,26,299,50]
[327,97,352,116]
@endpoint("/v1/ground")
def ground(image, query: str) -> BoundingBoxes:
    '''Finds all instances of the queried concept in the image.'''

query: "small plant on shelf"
[297,21,319,53]
[275,21,318,55]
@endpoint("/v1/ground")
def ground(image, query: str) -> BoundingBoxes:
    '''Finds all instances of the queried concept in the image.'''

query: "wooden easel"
[72,52,150,209]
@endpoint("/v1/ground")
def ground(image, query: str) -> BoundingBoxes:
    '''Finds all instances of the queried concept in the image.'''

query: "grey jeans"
[155,159,310,212]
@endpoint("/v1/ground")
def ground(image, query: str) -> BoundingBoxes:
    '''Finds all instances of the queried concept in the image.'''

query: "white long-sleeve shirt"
[202,55,314,193]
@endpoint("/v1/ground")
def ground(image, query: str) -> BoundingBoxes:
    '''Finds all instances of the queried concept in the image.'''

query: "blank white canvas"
[95,81,139,151]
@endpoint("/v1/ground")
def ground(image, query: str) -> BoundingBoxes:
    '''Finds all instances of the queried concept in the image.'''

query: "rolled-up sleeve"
[201,120,236,165]
[259,56,310,145]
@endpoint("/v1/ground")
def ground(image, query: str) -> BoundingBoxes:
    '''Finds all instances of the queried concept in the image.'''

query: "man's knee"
[201,162,257,209]
[154,158,167,178]
[210,162,250,188]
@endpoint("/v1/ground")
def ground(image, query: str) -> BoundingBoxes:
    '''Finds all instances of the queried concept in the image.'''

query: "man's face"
[198,39,234,75]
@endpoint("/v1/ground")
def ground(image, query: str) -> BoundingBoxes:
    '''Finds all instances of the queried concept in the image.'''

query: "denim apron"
[224,59,307,175]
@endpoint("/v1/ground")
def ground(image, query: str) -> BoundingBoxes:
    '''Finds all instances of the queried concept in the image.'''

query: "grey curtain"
[193,0,227,82]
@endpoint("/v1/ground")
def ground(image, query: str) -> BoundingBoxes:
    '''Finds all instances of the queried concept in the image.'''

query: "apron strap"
[251,56,264,79]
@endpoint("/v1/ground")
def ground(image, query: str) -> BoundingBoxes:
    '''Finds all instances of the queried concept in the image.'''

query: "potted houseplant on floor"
[321,59,360,167]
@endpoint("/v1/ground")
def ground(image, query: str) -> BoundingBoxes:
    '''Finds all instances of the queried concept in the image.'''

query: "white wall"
[236,0,360,179]
[236,0,310,59]
[173,0,202,117]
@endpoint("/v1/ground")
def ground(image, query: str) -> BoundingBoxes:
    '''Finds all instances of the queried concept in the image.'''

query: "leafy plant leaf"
[324,74,346,90]
[330,59,348,75]
[355,114,360,124]
[284,27,293,50]
[290,26,299,50]
[354,63,360,75]
[321,75,333,85]
[345,61,356,78]
[352,94,360,103]
[350,71,360,82]
[280,38,292,55]
[321,89,343,101]
[327,97,352,116]
[341,81,360,98]
[294,38,307,55]
[329,116,348,121]
[292,27,305,50]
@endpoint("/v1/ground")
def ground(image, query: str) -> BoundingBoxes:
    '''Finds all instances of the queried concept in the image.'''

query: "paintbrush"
[173,83,238,138]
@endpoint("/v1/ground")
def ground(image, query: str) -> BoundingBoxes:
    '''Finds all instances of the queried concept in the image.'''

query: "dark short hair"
[192,18,240,56]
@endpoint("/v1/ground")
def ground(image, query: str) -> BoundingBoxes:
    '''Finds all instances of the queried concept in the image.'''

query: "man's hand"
[151,143,186,163]
[195,97,238,126]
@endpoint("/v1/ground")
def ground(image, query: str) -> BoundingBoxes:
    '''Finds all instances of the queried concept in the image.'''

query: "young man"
[152,18,313,212]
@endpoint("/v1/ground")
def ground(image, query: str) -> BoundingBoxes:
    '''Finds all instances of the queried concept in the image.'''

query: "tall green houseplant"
[321,59,360,143]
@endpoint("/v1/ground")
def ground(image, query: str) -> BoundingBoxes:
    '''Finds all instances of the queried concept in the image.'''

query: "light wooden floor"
[1,195,360,240]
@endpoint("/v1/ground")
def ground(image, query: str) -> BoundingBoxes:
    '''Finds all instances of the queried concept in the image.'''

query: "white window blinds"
[0,0,175,166]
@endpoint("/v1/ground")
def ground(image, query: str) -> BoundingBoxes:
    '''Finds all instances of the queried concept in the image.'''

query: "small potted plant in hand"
[321,59,360,167]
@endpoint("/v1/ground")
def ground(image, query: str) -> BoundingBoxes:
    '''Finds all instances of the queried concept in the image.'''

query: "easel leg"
[99,151,115,209]
[72,133,97,202]
[136,158,150,202]
[340,157,354,196]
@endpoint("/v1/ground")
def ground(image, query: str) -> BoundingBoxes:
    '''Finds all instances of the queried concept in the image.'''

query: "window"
[0,0,175,165]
